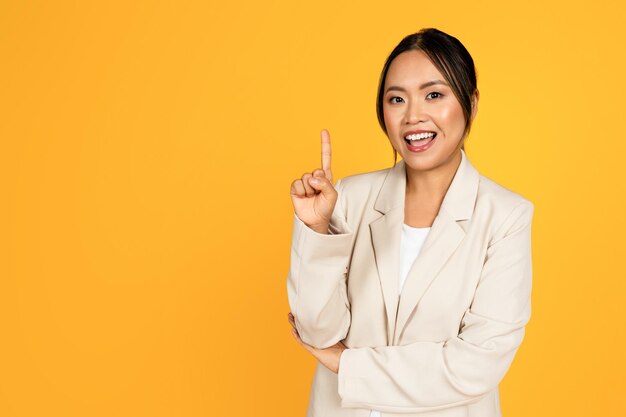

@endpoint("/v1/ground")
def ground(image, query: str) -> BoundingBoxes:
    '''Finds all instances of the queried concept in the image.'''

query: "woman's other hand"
[289,129,338,235]
[288,312,346,374]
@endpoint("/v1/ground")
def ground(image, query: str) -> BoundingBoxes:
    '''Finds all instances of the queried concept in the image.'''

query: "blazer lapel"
[393,210,465,343]
[369,150,480,345]
[370,206,403,345]
[369,159,406,345]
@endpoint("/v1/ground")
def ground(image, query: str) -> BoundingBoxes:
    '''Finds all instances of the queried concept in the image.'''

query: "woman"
[287,28,534,417]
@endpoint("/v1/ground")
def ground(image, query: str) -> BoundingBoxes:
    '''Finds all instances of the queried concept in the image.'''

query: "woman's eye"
[389,96,404,104]
[426,92,442,100]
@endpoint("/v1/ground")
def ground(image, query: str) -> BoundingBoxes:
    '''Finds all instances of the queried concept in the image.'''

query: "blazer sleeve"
[286,178,356,349]
[337,201,535,413]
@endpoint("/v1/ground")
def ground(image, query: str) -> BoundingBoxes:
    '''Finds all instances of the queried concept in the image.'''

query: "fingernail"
[310,178,320,185]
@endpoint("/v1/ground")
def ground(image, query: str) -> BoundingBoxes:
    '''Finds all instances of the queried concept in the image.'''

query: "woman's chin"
[401,148,463,174]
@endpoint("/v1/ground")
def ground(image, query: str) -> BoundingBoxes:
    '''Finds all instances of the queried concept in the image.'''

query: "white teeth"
[405,132,435,140]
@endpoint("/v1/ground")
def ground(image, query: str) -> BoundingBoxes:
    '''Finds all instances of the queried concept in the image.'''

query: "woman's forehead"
[385,50,444,86]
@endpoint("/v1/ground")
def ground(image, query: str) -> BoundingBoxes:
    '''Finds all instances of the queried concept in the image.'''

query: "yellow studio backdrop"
[1,1,624,416]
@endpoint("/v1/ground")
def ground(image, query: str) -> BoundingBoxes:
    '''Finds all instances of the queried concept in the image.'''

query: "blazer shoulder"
[336,166,391,199]
[332,166,394,220]
[476,174,535,239]
[477,174,534,210]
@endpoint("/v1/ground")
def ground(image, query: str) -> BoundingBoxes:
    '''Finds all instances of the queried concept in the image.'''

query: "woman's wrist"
[309,223,330,234]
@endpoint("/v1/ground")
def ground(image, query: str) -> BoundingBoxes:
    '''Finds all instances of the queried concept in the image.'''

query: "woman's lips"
[405,134,436,152]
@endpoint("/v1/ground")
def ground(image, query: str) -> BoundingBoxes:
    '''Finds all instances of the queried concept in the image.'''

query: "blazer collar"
[373,149,479,221]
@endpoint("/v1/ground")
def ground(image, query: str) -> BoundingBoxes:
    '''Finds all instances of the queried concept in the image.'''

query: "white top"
[369,223,430,417]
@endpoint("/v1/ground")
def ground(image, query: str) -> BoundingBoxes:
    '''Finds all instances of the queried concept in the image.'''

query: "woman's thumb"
[308,176,335,198]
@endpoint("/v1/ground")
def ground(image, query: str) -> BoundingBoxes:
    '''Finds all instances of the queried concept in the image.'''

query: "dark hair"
[376,28,478,165]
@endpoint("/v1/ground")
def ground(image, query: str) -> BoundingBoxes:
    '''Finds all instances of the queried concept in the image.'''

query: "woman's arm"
[288,311,347,373]
[286,178,355,349]
[336,201,534,412]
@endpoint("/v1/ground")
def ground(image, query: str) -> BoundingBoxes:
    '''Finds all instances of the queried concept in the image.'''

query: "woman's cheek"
[384,108,402,128]
[439,106,453,119]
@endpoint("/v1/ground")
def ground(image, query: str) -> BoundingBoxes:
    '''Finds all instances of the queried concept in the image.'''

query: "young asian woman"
[287,28,534,417]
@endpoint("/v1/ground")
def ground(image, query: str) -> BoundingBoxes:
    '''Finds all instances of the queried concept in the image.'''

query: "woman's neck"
[405,150,462,204]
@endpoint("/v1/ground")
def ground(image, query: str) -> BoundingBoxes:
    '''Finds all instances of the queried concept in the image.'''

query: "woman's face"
[382,49,476,173]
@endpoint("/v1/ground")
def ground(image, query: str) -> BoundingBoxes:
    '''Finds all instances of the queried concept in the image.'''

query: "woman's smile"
[404,130,437,152]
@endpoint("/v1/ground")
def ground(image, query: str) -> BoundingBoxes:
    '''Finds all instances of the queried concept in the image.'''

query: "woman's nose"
[404,101,426,124]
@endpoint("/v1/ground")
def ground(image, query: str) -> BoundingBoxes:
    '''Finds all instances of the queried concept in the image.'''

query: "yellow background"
[1,1,625,416]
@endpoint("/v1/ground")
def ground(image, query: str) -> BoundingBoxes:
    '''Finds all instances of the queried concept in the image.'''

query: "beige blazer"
[287,149,534,417]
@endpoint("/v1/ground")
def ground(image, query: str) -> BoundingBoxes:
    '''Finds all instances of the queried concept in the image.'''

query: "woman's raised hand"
[290,129,338,234]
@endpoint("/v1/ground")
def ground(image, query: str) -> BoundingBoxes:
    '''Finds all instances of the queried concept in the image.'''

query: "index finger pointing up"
[321,129,333,181]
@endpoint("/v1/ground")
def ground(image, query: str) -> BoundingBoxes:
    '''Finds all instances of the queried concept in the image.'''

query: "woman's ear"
[471,89,480,121]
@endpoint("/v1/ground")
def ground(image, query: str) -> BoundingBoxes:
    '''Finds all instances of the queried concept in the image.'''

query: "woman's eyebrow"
[385,80,449,93]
